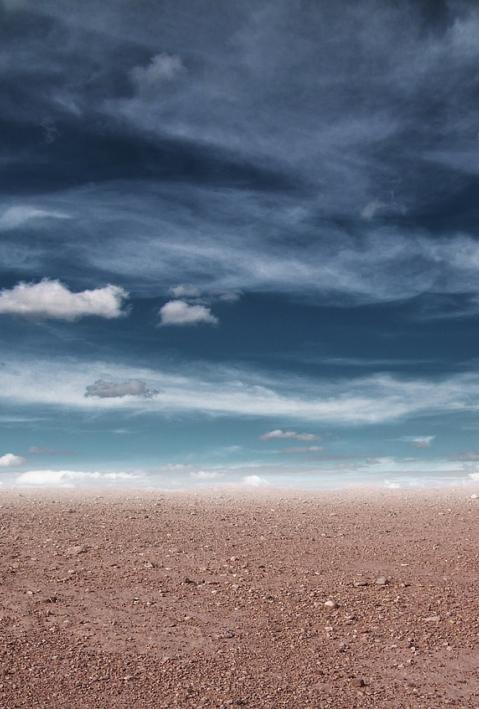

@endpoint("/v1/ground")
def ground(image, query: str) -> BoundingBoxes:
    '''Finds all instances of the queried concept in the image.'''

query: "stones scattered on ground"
[1,492,478,707]
[374,575,388,586]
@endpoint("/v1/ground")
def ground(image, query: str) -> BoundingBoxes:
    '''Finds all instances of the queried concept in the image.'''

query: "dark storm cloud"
[2,0,479,309]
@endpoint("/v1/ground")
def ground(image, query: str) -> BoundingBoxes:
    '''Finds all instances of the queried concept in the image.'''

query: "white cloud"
[384,480,401,489]
[130,53,184,93]
[242,474,270,487]
[260,429,318,441]
[159,299,218,326]
[469,472,479,481]
[403,435,436,448]
[85,378,158,399]
[170,284,201,298]
[0,279,128,320]
[16,470,140,486]
[190,470,223,480]
[281,446,324,454]
[0,205,70,230]
[0,453,26,467]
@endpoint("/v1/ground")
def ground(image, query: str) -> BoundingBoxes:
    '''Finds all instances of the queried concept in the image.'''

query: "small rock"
[471,494,478,500]
[353,580,369,587]
[375,575,388,586]
[424,615,440,622]
[351,678,366,688]
[324,599,339,609]
[215,629,235,639]
[66,544,88,556]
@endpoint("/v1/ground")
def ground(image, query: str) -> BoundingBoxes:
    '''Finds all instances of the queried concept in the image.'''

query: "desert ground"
[0,488,478,708]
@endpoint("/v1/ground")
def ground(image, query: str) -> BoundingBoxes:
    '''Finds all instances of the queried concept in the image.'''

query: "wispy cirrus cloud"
[3,356,479,426]
[2,3,479,314]
[6,181,479,310]
[0,205,70,230]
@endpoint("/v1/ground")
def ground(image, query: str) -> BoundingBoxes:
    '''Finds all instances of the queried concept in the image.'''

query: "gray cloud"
[261,430,319,441]
[169,284,202,299]
[130,53,185,95]
[85,378,159,399]
[457,451,479,461]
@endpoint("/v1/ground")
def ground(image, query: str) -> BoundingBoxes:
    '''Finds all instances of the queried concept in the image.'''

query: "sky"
[2,0,479,489]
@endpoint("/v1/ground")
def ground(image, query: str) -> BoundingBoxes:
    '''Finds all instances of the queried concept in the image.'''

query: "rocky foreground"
[0,488,478,708]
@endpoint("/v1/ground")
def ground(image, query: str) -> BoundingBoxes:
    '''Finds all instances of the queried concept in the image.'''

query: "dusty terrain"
[0,488,478,708]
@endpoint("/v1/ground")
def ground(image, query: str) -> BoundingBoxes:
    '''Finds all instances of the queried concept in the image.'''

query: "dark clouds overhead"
[2,0,479,309]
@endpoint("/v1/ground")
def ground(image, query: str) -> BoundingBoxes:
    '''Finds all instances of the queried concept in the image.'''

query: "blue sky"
[2,0,479,488]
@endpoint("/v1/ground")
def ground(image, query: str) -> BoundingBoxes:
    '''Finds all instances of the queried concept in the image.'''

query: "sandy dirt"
[0,488,478,708]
